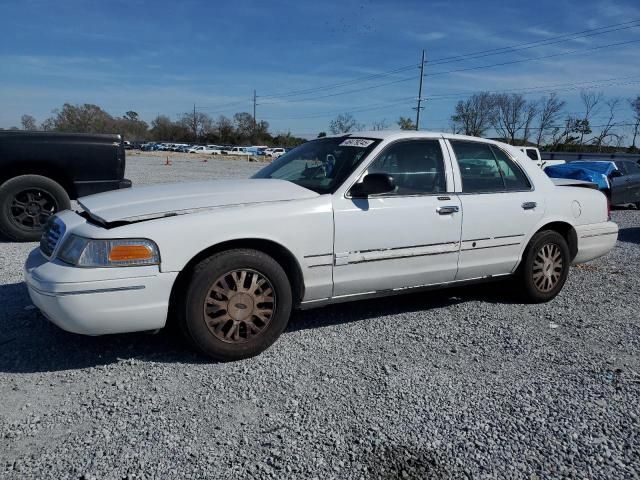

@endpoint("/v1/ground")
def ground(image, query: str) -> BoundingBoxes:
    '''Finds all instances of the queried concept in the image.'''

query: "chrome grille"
[40,216,65,257]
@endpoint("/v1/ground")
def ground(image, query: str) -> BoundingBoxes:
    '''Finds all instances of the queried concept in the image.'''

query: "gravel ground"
[0,153,639,479]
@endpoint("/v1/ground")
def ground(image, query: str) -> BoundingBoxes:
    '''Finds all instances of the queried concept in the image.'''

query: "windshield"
[252,136,381,194]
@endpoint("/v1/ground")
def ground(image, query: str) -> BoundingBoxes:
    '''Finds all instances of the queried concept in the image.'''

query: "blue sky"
[1,0,639,138]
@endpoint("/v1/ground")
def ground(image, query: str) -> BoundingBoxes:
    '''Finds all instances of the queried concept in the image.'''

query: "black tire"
[0,175,71,242]
[181,249,292,361]
[519,230,570,303]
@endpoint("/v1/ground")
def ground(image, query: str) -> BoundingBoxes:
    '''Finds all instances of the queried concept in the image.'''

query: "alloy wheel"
[532,243,564,293]
[203,269,276,343]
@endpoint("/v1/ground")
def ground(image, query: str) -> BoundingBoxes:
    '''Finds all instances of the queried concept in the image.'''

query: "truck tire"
[181,248,293,361]
[519,230,570,303]
[0,175,71,242]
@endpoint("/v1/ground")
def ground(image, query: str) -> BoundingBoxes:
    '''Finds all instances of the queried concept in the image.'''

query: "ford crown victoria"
[24,132,618,360]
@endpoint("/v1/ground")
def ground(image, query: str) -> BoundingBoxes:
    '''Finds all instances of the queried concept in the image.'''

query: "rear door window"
[450,140,531,193]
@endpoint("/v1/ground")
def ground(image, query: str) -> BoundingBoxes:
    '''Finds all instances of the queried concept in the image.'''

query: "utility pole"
[193,103,197,141]
[414,49,426,131]
[253,90,257,132]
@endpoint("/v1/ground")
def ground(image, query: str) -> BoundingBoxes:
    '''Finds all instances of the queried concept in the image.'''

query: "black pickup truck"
[0,131,131,241]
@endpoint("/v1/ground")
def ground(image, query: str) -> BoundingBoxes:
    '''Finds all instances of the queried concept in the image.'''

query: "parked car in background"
[228,147,250,156]
[267,147,286,158]
[207,145,223,155]
[0,131,131,241]
[608,160,640,207]
[25,131,617,361]
[123,141,133,150]
[545,160,640,207]
[518,147,565,169]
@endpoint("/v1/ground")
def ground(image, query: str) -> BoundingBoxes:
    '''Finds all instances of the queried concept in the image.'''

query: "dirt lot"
[0,154,638,479]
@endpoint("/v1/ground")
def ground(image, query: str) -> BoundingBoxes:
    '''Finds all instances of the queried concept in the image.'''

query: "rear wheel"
[0,175,70,241]
[181,249,292,361]
[519,230,570,303]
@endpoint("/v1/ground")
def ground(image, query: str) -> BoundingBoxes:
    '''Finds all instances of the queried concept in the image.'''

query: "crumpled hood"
[78,179,318,223]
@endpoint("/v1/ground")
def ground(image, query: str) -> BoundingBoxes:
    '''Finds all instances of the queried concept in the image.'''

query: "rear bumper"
[24,248,177,335]
[572,221,618,264]
[73,178,132,198]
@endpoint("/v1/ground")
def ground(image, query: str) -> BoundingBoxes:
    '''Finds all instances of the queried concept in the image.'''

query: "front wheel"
[181,249,293,361]
[519,230,570,303]
[0,175,71,241]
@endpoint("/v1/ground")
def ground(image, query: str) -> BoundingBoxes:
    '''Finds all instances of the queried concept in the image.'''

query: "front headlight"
[58,235,160,267]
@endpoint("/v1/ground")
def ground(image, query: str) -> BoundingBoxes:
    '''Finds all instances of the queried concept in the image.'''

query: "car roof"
[324,130,516,147]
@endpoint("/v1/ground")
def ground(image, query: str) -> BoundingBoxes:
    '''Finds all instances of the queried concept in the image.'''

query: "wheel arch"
[0,163,76,198]
[168,238,306,322]
[526,221,578,261]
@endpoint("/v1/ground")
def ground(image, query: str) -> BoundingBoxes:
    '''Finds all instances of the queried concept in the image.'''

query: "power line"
[425,38,640,78]
[262,97,415,121]
[257,19,640,102]
[259,37,640,108]
[423,75,640,101]
[193,19,640,113]
[262,76,640,122]
[427,19,640,65]
[258,64,417,100]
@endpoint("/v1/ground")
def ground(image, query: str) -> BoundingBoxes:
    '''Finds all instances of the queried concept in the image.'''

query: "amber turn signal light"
[108,244,154,262]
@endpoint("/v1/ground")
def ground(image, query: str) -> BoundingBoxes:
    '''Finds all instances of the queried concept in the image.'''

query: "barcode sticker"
[339,138,375,148]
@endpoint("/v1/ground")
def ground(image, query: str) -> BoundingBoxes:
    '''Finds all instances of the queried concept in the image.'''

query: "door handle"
[436,205,459,215]
[522,202,537,210]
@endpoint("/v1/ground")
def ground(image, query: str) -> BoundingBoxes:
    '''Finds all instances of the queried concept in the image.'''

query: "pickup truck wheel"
[182,249,292,361]
[0,175,71,242]
[520,230,570,303]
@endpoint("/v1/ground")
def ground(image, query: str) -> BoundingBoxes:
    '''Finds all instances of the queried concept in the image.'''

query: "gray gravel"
[1,152,639,479]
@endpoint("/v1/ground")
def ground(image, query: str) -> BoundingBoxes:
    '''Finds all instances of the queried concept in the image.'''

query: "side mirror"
[350,173,396,197]
[610,170,623,178]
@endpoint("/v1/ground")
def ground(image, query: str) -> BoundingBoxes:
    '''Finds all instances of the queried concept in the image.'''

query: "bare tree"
[522,100,539,145]
[535,94,565,146]
[450,92,496,137]
[630,95,640,150]
[21,114,37,130]
[578,91,603,148]
[371,119,389,131]
[180,110,213,141]
[549,116,583,150]
[215,115,234,143]
[492,93,534,145]
[591,97,621,151]
[329,113,363,134]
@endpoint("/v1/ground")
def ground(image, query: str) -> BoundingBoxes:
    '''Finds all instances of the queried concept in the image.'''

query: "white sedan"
[25,131,618,360]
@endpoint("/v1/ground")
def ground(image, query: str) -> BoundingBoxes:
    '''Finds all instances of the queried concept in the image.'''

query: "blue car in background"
[545,160,640,207]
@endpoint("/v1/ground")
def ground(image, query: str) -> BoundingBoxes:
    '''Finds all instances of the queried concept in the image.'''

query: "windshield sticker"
[339,138,375,148]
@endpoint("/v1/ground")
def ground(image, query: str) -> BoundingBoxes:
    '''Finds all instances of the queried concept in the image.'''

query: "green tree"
[43,103,115,133]
[397,116,416,130]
